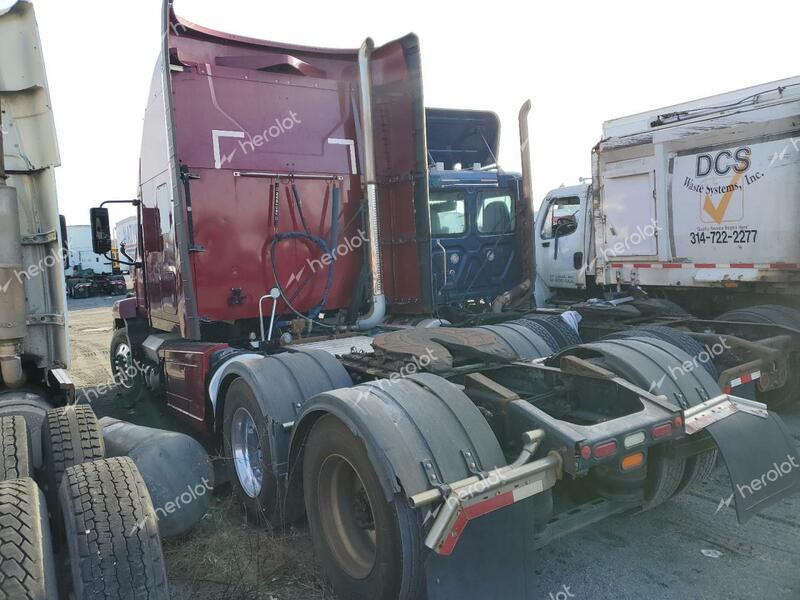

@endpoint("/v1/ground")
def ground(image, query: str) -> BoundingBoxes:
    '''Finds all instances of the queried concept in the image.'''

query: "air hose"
[269,183,340,326]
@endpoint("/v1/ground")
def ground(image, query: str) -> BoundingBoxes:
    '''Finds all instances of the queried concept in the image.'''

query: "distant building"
[66,225,113,276]
[115,216,138,261]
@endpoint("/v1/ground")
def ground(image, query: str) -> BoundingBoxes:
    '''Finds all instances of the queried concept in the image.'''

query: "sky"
[28,0,799,228]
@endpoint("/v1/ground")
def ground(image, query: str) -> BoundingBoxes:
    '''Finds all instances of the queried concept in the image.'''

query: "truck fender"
[287,373,507,504]
[212,350,352,479]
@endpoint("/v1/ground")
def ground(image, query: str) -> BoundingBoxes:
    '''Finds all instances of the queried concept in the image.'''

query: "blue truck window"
[430,190,466,235]
[477,192,515,234]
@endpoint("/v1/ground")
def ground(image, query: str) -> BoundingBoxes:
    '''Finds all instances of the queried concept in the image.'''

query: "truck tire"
[110,328,148,405]
[477,322,555,360]
[507,318,561,353]
[718,304,800,326]
[42,405,105,511]
[0,415,31,481]
[59,457,168,600]
[717,304,800,406]
[521,314,583,348]
[0,478,57,600]
[303,415,424,600]
[604,325,718,379]
[221,352,352,528]
[0,391,52,470]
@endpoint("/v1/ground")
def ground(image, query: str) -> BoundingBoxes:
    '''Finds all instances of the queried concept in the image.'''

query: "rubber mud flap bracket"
[698,403,800,523]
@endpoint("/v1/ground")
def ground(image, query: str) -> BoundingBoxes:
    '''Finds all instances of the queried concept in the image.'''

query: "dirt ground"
[68,295,800,600]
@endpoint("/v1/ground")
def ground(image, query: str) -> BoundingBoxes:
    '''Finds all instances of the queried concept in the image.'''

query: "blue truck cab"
[426,108,525,307]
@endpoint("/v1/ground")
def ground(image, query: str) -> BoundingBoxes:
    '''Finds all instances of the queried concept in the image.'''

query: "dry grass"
[164,493,336,600]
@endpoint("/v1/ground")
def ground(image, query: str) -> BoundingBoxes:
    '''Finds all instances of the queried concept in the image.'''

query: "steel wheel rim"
[113,342,137,390]
[231,407,264,498]
[317,454,377,580]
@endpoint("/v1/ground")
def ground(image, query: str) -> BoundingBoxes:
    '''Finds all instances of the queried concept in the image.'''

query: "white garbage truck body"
[537,76,800,312]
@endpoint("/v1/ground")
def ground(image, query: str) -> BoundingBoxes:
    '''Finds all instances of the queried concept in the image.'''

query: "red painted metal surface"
[160,341,229,424]
[135,3,431,335]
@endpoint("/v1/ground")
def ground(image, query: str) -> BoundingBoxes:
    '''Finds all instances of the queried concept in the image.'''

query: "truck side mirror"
[59,214,69,269]
[90,207,112,254]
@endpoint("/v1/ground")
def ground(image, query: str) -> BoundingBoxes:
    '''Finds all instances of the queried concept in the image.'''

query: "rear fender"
[289,373,506,502]
[213,350,351,478]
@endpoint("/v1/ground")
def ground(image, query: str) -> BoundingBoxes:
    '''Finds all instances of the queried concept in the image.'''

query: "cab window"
[477,191,515,234]
[429,190,466,236]
[540,196,580,240]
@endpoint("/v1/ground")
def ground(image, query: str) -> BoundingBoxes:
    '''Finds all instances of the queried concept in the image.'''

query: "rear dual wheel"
[303,415,424,600]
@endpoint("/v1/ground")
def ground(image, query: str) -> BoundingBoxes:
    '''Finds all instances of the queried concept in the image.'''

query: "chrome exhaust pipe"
[518,100,536,292]
[356,38,386,330]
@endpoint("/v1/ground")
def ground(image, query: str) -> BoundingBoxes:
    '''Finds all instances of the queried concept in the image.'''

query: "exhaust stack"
[356,38,386,330]
[0,109,27,388]
[518,100,536,292]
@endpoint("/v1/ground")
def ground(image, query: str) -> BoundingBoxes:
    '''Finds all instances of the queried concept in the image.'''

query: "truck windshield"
[430,190,466,236]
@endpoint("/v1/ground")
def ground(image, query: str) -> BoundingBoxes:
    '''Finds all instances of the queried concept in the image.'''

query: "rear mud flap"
[706,410,800,522]
[425,497,538,600]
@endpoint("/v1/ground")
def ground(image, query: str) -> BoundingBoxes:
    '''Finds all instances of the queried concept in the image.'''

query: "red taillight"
[593,440,618,459]
[673,415,683,429]
[580,445,591,460]
[652,422,672,438]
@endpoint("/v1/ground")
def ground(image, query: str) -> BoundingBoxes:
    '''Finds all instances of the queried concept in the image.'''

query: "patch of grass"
[164,494,335,600]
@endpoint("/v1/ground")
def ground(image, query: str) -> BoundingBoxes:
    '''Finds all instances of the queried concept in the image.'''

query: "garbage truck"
[88,3,800,599]
[536,77,800,407]
[0,2,168,598]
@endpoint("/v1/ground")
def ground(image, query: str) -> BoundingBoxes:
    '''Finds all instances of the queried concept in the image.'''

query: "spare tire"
[0,415,31,481]
[0,478,57,600]
[59,457,169,600]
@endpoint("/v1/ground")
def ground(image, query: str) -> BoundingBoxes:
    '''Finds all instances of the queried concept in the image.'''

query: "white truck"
[0,3,168,598]
[535,76,800,405]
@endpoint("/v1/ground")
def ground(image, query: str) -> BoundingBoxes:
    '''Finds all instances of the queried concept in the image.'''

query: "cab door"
[535,188,589,291]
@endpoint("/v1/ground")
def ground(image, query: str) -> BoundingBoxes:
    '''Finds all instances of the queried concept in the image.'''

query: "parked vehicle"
[0,3,167,598]
[536,77,800,407]
[89,3,799,599]
[425,108,529,317]
[66,268,127,298]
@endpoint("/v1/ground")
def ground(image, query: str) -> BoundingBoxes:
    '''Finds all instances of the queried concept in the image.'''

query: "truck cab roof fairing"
[140,1,430,336]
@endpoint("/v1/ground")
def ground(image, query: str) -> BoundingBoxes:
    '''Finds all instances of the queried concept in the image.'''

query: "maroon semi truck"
[87,3,799,598]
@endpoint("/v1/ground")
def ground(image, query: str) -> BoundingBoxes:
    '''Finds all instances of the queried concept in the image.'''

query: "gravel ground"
[67,296,800,600]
